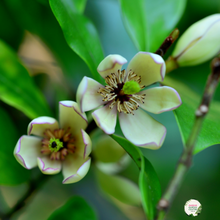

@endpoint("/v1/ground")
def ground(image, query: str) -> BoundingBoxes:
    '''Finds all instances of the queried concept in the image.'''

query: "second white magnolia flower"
[14,101,91,184]
[77,52,182,149]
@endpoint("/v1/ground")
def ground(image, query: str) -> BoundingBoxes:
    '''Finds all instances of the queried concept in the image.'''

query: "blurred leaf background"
[0,0,220,219]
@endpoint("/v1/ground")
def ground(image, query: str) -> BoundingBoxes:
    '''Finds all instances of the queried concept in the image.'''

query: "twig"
[155,57,220,220]
[155,29,179,57]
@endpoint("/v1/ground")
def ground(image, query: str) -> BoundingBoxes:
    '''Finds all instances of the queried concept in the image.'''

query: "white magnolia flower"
[77,52,182,149]
[14,101,92,184]
[172,14,220,66]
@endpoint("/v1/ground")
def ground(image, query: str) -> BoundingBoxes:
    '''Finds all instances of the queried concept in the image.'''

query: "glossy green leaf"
[49,0,87,14]
[0,107,31,185]
[95,168,141,206]
[48,196,97,220]
[119,0,186,52]
[163,76,220,154]
[49,0,104,83]
[69,0,87,13]
[0,40,52,119]
[111,134,161,220]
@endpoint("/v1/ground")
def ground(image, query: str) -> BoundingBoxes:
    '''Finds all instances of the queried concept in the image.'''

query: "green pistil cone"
[49,138,63,152]
[122,80,141,95]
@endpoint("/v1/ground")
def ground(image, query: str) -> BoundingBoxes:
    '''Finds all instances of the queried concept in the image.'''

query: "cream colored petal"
[127,52,166,86]
[92,103,117,135]
[76,76,107,112]
[138,86,182,114]
[74,129,92,159]
[119,109,166,149]
[62,155,91,184]
[27,116,59,136]
[97,54,127,78]
[14,135,42,169]
[59,101,88,136]
[37,157,61,175]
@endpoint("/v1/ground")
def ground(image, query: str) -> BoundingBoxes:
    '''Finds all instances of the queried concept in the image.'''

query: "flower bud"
[172,14,220,66]
[93,135,130,174]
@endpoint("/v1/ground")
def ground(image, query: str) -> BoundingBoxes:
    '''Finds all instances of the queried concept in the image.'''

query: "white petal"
[74,129,92,159]
[97,54,127,78]
[92,103,117,135]
[37,157,61,175]
[127,52,166,86]
[76,76,107,112]
[59,101,88,136]
[14,135,42,169]
[62,155,91,184]
[119,109,166,149]
[27,116,59,136]
[138,86,182,114]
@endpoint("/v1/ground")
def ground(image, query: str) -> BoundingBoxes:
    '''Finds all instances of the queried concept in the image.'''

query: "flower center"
[98,69,146,114]
[122,80,141,95]
[49,138,63,152]
[41,128,76,161]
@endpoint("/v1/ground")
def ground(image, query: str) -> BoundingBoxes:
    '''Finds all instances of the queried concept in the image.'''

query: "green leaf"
[49,0,104,83]
[67,0,87,14]
[0,40,52,119]
[119,0,186,52]
[0,106,31,185]
[111,134,161,220]
[163,76,220,154]
[95,168,141,206]
[48,196,97,220]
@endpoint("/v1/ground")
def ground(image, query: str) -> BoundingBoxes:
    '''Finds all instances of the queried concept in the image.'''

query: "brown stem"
[155,29,179,57]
